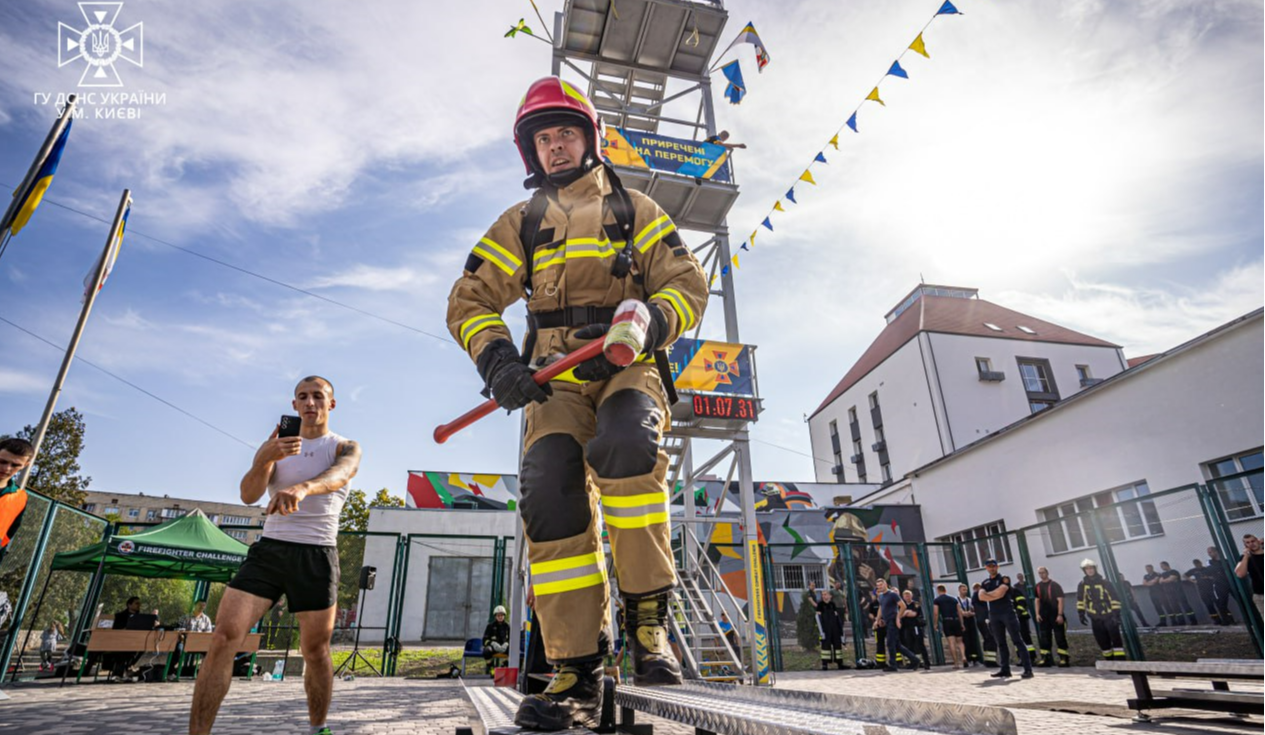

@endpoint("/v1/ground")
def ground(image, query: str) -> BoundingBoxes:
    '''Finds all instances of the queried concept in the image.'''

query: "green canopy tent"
[50,509,248,581]
[14,509,249,684]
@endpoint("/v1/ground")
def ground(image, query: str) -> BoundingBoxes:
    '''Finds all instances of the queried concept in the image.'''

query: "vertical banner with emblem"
[747,538,771,684]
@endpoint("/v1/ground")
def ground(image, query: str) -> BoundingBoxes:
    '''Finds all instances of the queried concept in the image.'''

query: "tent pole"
[8,570,55,682]
[61,523,112,688]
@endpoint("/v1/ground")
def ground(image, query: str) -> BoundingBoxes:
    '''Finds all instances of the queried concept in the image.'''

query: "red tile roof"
[810,295,1119,418]
[1126,354,1158,368]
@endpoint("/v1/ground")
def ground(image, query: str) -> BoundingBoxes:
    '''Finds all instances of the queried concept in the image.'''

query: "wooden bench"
[1096,660,1264,721]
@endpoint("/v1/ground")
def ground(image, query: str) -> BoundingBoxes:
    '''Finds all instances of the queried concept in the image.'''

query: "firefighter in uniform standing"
[1005,575,1038,663]
[446,76,707,731]
[817,589,848,670]
[1033,566,1070,667]
[1076,559,1126,660]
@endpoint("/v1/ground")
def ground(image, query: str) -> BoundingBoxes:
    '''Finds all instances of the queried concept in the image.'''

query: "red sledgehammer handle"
[433,339,606,444]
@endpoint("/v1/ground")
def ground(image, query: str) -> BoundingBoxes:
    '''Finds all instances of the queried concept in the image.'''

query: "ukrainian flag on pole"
[5,120,73,238]
[83,198,129,300]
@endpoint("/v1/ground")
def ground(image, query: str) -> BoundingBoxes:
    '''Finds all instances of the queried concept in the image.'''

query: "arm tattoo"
[304,440,362,496]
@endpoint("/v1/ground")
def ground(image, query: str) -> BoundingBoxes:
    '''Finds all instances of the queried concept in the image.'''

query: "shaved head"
[295,375,334,397]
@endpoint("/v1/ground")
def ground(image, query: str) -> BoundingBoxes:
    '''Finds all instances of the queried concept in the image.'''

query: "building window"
[881,462,892,483]
[983,323,1003,332]
[161,508,188,519]
[1039,481,1164,553]
[1205,449,1264,520]
[853,436,867,483]
[1075,365,1091,382]
[1017,357,1059,414]
[774,564,825,591]
[146,510,159,521]
[83,503,97,512]
[975,357,992,374]
[227,530,248,541]
[221,514,250,526]
[1017,325,1036,335]
[828,420,844,480]
[127,508,139,519]
[847,407,858,425]
[868,392,879,410]
[938,522,1012,574]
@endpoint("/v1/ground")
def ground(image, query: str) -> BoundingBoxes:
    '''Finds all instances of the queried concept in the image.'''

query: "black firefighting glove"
[477,340,551,411]
[1078,611,1088,626]
[572,324,625,382]
[642,303,669,354]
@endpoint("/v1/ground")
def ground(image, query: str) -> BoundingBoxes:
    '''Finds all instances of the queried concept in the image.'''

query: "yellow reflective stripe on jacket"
[472,237,523,276]
[601,491,669,529]
[635,214,675,253]
[651,287,695,333]
[459,314,506,349]
[532,238,619,273]
[531,551,607,596]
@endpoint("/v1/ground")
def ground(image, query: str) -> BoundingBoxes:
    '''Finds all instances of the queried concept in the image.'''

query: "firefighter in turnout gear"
[446,76,707,731]
[817,590,849,670]
[1034,566,1070,667]
[1006,575,1038,662]
[1076,559,1126,660]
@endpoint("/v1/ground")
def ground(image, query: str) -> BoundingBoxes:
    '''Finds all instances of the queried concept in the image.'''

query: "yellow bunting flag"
[829,134,839,150]
[910,33,929,58]
[732,255,740,269]
[773,201,785,212]
[709,273,718,287]
[799,170,816,185]
[866,87,885,106]
[750,231,757,244]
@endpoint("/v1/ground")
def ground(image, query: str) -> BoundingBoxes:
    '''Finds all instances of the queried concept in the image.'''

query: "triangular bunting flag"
[814,151,828,164]
[937,0,962,15]
[888,60,908,79]
[709,274,718,287]
[740,242,749,251]
[829,134,839,150]
[909,33,929,58]
[846,113,858,132]
[721,265,731,276]
[799,170,816,185]
[732,255,740,269]
[750,231,757,244]
[786,188,797,204]
[773,201,785,212]
[866,87,885,106]
[761,217,773,231]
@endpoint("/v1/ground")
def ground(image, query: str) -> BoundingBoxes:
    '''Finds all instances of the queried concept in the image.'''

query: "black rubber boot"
[513,659,604,731]
[625,594,683,685]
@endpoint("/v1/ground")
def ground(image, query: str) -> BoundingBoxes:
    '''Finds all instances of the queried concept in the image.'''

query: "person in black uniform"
[1077,559,1125,660]
[957,584,983,667]
[1115,572,1149,628]
[900,589,931,670]
[1142,564,1171,626]
[932,584,964,669]
[816,590,848,670]
[1205,547,1237,625]
[873,578,920,672]
[1005,575,1038,663]
[978,560,1033,679]
[866,589,890,669]
[1159,561,1197,625]
[482,605,511,674]
[971,583,997,667]
[1033,567,1070,667]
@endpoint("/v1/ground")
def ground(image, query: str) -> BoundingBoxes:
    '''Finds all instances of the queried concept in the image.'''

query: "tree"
[339,488,405,532]
[796,590,821,651]
[2,407,91,506]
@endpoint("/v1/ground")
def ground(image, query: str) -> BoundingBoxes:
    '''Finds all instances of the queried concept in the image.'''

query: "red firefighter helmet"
[514,76,604,177]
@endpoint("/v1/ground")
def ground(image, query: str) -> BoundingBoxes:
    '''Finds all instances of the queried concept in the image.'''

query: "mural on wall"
[405,471,519,510]
[706,505,926,622]
[675,480,872,513]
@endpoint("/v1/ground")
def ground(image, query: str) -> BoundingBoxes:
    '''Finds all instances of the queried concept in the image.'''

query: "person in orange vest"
[0,438,35,565]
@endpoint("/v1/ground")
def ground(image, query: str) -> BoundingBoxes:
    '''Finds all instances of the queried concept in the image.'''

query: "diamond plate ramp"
[615,681,1018,735]
[459,681,599,735]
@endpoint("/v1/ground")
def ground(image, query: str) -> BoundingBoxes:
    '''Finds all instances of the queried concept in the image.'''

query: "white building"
[850,308,1263,610]
[809,285,1127,486]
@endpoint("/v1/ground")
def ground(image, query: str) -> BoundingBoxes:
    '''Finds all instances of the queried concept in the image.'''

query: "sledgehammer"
[433,300,651,444]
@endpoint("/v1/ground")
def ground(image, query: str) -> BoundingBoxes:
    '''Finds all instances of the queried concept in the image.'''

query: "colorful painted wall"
[405,471,519,510]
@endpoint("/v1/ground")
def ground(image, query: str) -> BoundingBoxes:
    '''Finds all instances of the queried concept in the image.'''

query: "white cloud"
[309,264,425,292]
[0,368,48,394]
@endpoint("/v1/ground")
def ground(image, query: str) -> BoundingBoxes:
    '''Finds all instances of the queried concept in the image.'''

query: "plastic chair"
[460,638,483,676]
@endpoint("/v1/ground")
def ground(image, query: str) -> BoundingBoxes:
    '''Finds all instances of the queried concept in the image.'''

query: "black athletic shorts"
[940,617,963,637]
[228,537,339,613]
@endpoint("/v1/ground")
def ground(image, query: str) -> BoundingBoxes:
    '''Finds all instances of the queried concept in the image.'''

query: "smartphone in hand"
[278,415,302,438]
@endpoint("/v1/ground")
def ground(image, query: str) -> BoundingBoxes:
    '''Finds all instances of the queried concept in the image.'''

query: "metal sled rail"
[614,681,1018,735]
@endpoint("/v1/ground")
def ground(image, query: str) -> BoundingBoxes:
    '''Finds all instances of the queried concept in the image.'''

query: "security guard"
[1006,574,1038,662]
[446,76,707,731]
[817,589,848,670]
[1076,559,1126,660]
[979,561,1033,679]
[0,439,34,566]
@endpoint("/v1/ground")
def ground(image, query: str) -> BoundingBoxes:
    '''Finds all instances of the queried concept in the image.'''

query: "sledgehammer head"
[603,299,650,367]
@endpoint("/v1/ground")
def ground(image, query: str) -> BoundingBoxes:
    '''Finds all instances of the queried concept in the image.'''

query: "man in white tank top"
[190,376,361,735]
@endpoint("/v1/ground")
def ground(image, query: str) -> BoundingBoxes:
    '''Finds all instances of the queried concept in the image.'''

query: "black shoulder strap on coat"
[518,190,551,296]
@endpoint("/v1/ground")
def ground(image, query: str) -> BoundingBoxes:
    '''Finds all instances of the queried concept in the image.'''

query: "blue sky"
[1,0,1261,507]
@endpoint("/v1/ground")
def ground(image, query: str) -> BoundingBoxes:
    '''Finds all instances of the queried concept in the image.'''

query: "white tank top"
[261,431,348,546]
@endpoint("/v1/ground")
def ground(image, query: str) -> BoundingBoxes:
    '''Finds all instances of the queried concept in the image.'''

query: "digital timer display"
[691,394,759,422]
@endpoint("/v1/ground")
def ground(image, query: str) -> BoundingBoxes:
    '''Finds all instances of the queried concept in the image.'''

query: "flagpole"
[17,189,131,494]
[0,95,78,237]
